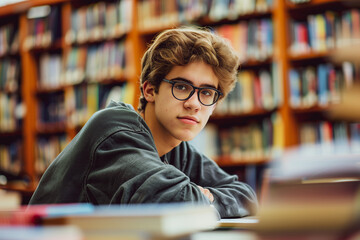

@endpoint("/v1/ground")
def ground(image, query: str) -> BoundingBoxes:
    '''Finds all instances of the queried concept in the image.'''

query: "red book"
[0,203,94,226]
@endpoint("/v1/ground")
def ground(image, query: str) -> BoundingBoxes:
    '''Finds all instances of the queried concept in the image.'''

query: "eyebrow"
[170,77,218,89]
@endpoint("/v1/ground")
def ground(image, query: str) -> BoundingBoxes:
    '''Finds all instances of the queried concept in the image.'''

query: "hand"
[197,185,214,203]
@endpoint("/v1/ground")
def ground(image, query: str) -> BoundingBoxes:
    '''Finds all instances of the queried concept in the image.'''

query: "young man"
[29,27,258,218]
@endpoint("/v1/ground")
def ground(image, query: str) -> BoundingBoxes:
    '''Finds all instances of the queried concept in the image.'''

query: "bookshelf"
[0,0,141,197]
[0,4,28,196]
[285,0,360,159]
[0,0,359,200]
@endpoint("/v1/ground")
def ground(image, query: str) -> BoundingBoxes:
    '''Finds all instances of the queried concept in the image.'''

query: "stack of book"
[0,203,219,240]
[257,147,360,237]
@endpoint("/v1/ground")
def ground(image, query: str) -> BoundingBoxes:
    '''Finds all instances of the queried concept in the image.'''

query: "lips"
[178,116,199,124]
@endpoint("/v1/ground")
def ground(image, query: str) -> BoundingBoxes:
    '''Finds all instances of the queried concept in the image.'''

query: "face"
[151,61,219,143]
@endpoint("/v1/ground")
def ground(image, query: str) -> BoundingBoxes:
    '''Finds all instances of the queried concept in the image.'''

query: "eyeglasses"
[162,78,223,106]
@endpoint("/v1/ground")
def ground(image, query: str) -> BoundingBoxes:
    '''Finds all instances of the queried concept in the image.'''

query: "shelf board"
[290,104,335,121]
[291,105,331,114]
[286,0,358,9]
[0,51,20,59]
[27,39,62,53]
[0,183,36,194]
[36,122,67,134]
[0,88,20,94]
[67,31,128,46]
[139,24,180,36]
[211,108,276,122]
[288,51,330,62]
[0,0,69,16]
[0,129,22,138]
[139,9,273,36]
[216,155,271,167]
[36,85,65,94]
[36,76,128,94]
[198,10,273,26]
[89,76,128,85]
[240,57,273,68]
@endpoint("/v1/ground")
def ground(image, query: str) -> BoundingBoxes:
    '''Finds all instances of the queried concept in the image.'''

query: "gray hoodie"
[29,101,258,218]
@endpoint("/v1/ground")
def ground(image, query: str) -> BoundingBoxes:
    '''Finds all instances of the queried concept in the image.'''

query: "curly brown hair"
[138,26,239,112]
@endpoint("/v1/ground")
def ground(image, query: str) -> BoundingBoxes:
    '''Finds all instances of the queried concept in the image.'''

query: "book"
[288,69,301,107]
[257,147,360,234]
[317,63,329,106]
[0,141,23,175]
[301,66,317,107]
[259,69,274,110]
[0,189,21,210]
[329,41,360,121]
[0,226,83,240]
[218,216,259,229]
[0,203,94,226]
[191,230,258,240]
[42,203,219,238]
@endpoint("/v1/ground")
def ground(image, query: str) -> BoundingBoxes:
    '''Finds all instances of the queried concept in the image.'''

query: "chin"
[176,131,198,142]
[181,136,194,142]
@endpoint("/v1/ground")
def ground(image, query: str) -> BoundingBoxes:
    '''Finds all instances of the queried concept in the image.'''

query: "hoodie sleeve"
[85,129,212,206]
[166,142,259,218]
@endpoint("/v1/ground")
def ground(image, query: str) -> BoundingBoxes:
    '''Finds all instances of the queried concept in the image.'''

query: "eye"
[200,89,214,97]
[174,82,191,91]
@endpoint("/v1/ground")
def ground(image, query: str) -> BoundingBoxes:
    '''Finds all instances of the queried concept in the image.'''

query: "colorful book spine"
[24,5,61,50]
[37,92,66,127]
[349,123,360,154]
[0,93,21,132]
[0,58,20,93]
[39,53,63,89]
[299,121,353,155]
[288,63,345,108]
[215,18,273,62]
[0,141,23,176]
[64,82,132,128]
[215,68,276,115]
[137,0,273,31]
[64,40,127,85]
[0,58,21,133]
[288,69,301,107]
[290,9,360,54]
[66,0,133,44]
[35,134,68,175]
[190,117,275,162]
[0,23,19,56]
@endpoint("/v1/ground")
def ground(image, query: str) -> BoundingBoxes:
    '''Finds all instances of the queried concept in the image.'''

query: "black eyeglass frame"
[162,78,223,106]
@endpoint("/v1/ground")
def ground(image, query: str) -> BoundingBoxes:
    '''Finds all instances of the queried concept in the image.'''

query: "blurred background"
[0,0,359,209]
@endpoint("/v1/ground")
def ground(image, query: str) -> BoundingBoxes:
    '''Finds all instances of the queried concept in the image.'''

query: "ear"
[142,81,156,103]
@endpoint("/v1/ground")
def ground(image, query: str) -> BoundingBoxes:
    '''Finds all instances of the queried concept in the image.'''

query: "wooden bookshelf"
[0,0,359,198]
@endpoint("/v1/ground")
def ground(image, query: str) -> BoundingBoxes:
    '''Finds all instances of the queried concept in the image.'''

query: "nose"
[183,89,201,110]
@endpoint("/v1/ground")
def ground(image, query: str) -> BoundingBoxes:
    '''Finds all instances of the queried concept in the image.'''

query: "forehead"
[166,61,219,87]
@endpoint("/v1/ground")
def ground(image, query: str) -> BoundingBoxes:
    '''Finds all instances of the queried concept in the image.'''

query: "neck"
[140,104,181,157]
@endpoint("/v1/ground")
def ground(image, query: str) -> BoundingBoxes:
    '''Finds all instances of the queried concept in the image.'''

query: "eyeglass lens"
[172,82,219,105]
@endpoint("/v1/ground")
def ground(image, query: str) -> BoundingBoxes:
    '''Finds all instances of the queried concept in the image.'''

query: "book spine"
[0,140,23,176]
[299,121,353,155]
[35,134,67,175]
[215,67,276,115]
[190,115,277,164]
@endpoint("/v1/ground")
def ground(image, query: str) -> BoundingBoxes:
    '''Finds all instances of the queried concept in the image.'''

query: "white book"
[0,226,83,240]
[43,203,219,238]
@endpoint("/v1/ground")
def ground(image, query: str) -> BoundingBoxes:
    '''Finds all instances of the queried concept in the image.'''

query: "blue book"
[317,64,329,105]
[289,69,301,107]
[307,15,315,50]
